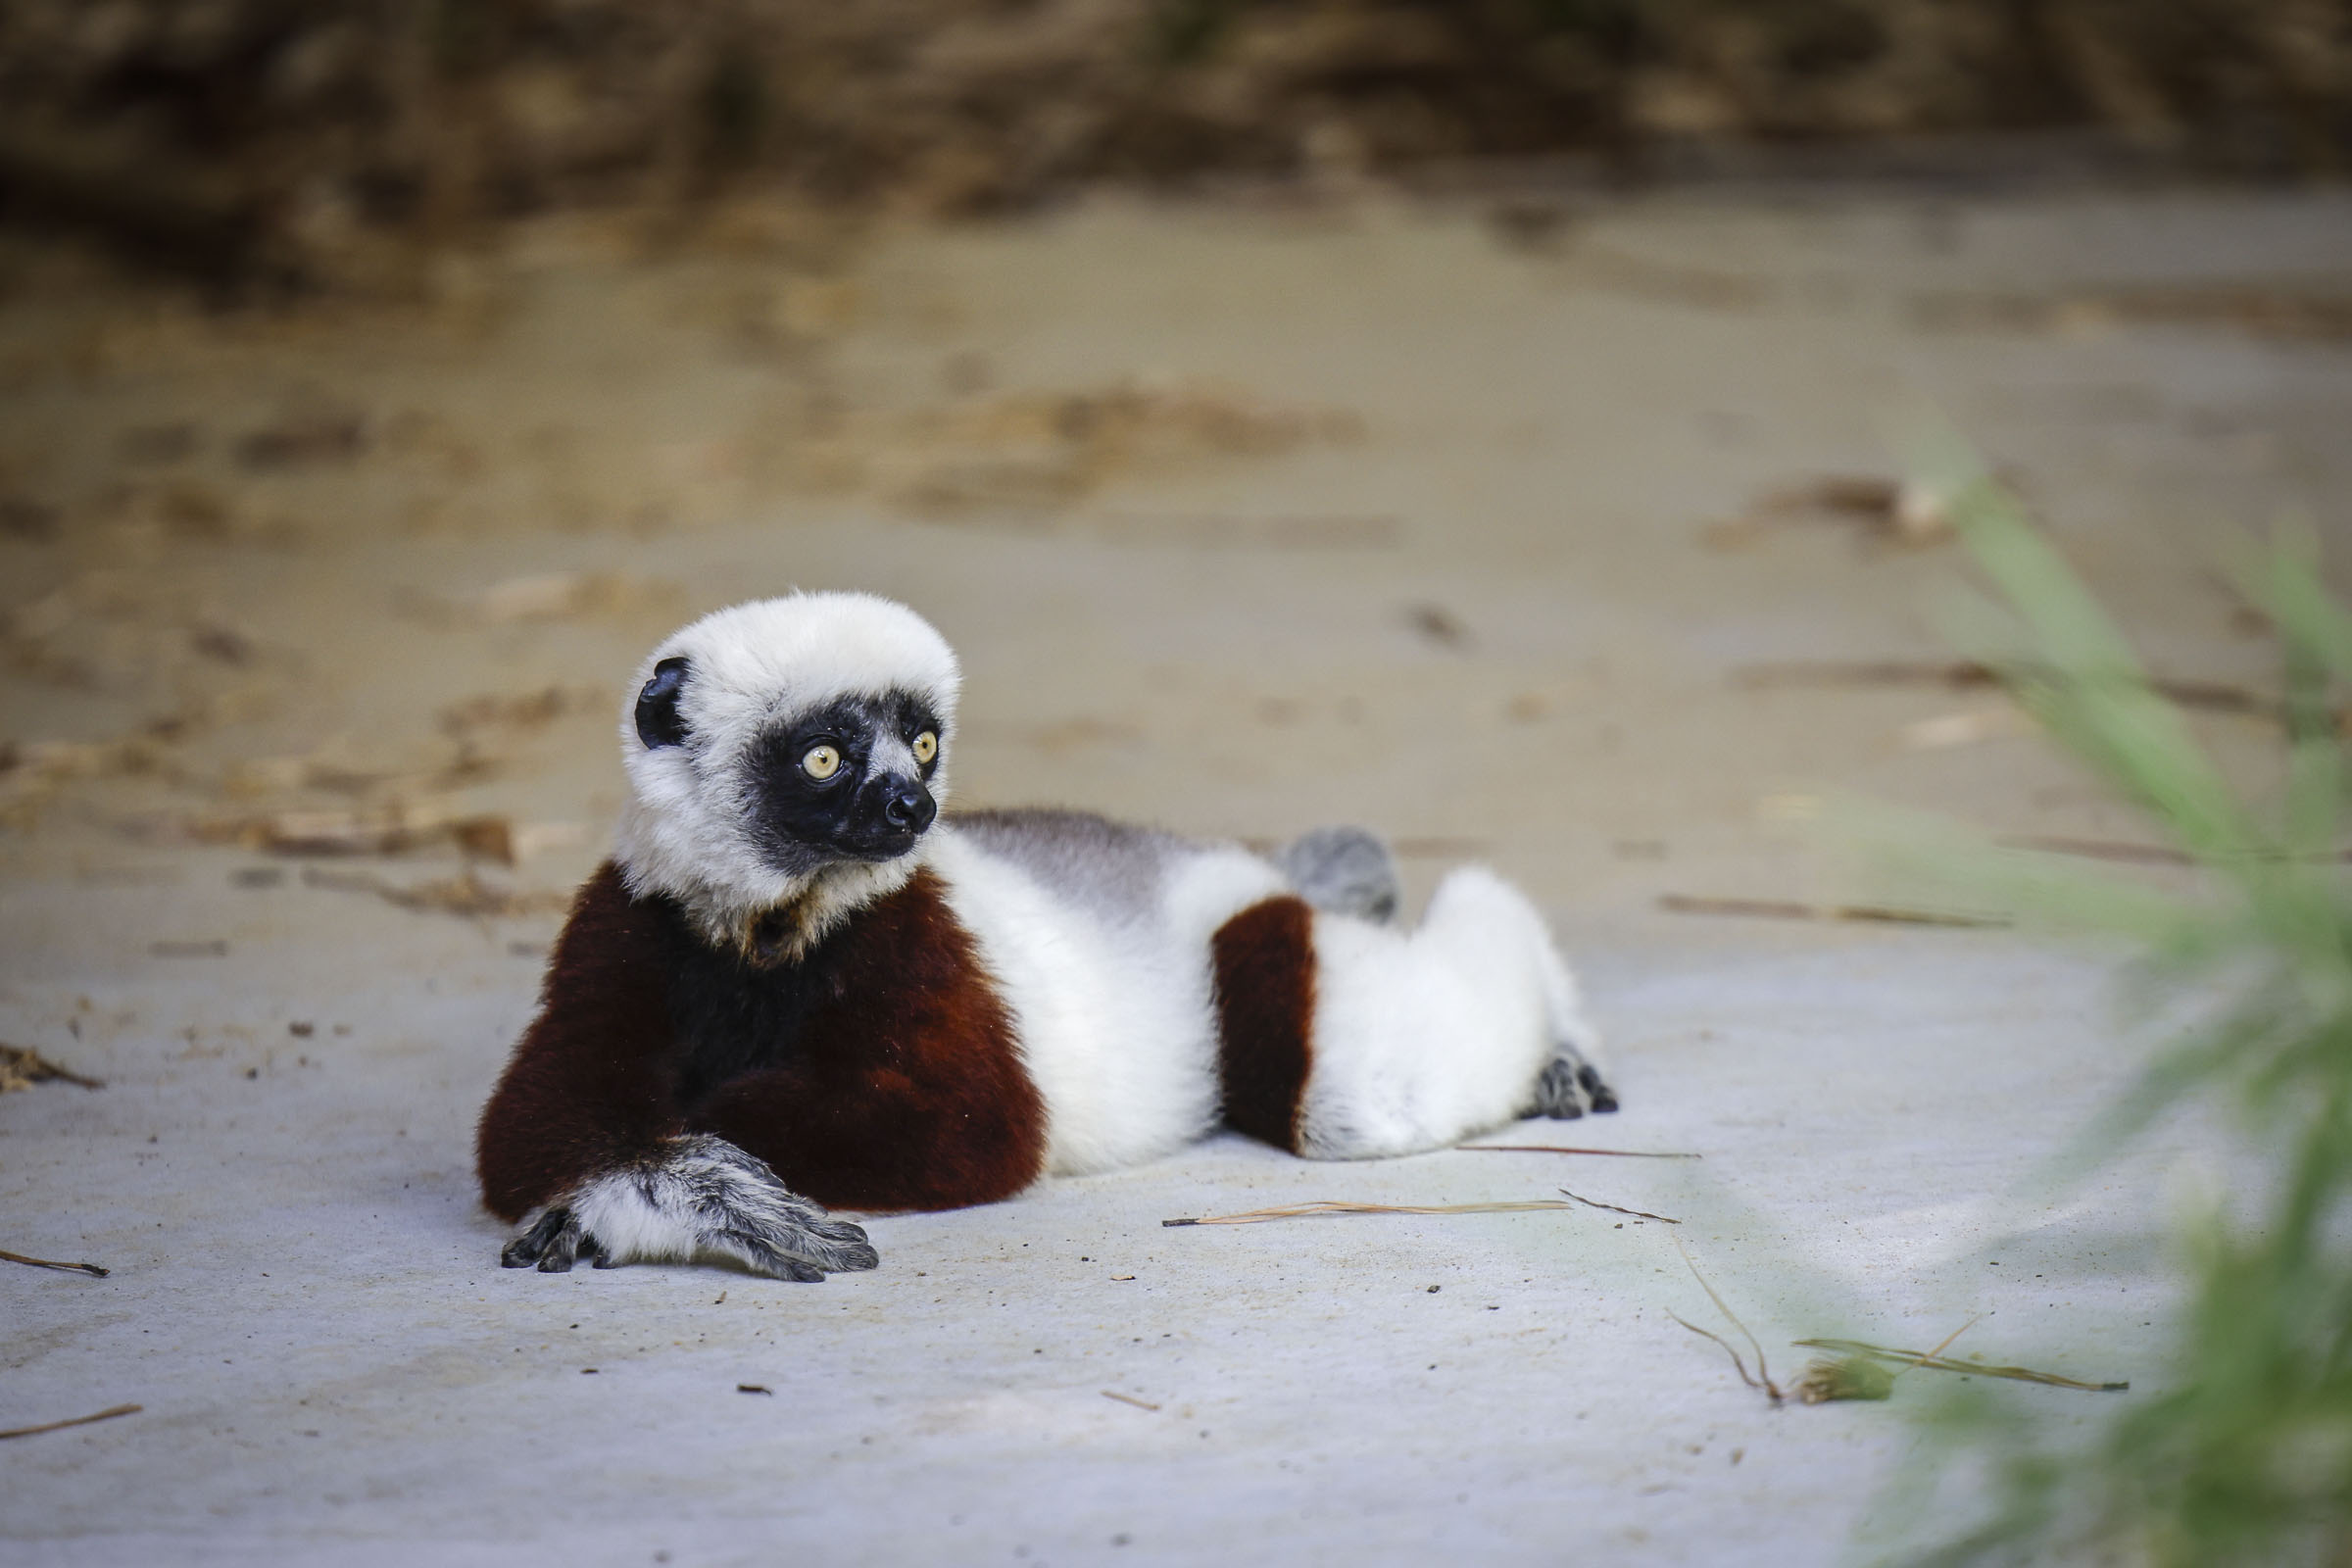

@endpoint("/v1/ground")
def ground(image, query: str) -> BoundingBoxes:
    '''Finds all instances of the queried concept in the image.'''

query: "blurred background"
[5,5,2352,1562]
[3,0,2349,291]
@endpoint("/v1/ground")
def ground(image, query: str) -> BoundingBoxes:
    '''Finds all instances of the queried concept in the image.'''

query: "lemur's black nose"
[883,783,936,834]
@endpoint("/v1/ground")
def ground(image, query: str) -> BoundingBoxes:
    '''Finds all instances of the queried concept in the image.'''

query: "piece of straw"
[1556,1187,1681,1224]
[1793,1337,2128,1392]
[1457,1145,1702,1159]
[0,1249,109,1278]
[0,1403,141,1441]
[1658,894,2005,929]
[1162,1200,1579,1227]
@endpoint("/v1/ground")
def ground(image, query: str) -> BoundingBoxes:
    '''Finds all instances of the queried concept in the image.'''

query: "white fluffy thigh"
[926,829,1283,1176]
[1297,865,1580,1158]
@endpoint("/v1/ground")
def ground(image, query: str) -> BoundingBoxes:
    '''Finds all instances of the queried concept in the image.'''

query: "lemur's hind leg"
[1526,929,1617,1120]
[500,1135,878,1283]
[1213,865,1607,1159]
[1275,826,1400,925]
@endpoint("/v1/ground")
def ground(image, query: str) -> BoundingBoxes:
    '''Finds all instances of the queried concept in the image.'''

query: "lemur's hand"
[498,1135,880,1282]
[501,1205,614,1272]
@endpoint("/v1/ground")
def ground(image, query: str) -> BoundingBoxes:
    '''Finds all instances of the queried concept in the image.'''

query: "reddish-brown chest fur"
[475,861,1047,1219]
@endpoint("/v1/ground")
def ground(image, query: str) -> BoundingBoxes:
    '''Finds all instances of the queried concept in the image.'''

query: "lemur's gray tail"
[1275,826,1400,925]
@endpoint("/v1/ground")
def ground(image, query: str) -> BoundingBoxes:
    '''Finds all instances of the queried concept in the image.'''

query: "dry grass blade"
[1101,1391,1161,1411]
[1658,894,2007,929]
[1793,1338,2128,1392]
[0,1043,104,1092]
[1161,1200,1578,1227]
[1556,1187,1681,1224]
[1456,1145,1702,1159]
[1669,1312,1779,1398]
[0,1403,141,1441]
[0,1249,109,1277]
[1674,1234,1782,1402]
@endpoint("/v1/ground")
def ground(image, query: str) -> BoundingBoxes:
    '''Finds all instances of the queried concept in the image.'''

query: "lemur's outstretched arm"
[476,865,681,1222]
[474,865,877,1281]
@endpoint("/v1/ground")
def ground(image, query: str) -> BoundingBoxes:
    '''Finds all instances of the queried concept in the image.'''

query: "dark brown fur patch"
[475,861,1047,1222]
[1211,896,1317,1152]
[476,862,686,1222]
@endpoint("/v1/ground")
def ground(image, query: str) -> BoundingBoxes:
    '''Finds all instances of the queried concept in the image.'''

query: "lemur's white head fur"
[612,592,960,958]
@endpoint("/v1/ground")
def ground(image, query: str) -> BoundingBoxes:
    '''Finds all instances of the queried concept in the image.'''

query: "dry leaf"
[1899,707,2031,750]
[0,1044,105,1093]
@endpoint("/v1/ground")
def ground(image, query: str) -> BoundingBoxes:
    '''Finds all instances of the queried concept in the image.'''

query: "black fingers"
[501,1206,574,1268]
[1577,1063,1621,1114]
[730,1237,828,1284]
[501,1209,614,1272]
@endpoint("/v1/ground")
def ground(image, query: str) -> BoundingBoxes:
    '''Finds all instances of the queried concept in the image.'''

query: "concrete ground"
[4,170,2349,1564]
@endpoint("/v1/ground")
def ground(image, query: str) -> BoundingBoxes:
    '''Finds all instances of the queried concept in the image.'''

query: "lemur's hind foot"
[1530,1004,1620,1122]
[1531,1055,1619,1119]
[1276,826,1400,925]
[499,1135,879,1282]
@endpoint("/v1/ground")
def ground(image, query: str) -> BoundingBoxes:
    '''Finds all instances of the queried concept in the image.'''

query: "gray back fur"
[948,808,1197,927]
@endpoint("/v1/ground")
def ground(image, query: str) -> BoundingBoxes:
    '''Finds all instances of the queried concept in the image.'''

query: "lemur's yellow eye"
[802,745,841,780]
[911,731,938,765]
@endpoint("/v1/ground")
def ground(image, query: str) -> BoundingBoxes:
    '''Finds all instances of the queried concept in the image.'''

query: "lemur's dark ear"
[635,657,692,749]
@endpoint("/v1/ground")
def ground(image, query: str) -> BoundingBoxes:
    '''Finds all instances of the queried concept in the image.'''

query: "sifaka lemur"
[476,592,1614,1281]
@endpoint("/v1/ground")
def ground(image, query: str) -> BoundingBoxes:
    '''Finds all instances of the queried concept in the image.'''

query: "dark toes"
[502,1207,570,1267]
[535,1223,582,1272]
[1577,1064,1621,1113]
[1531,1057,1583,1118]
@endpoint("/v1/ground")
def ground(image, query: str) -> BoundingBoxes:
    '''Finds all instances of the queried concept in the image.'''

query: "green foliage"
[1881,463,2352,1566]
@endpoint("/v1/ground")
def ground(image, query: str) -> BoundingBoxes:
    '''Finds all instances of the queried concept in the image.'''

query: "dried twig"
[1658,894,2005,929]
[1457,1145,1702,1159]
[1793,1338,2128,1392]
[1101,1391,1161,1411]
[0,1249,109,1278]
[1556,1187,1681,1224]
[1162,1200,1578,1228]
[1731,660,2289,720]
[0,1403,141,1441]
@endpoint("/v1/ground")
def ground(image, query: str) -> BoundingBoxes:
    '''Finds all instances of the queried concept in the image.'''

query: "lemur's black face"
[743,692,942,869]
[635,658,944,875]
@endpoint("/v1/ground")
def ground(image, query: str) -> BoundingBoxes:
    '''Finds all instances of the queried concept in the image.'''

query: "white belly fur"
[924,827,1284,1175]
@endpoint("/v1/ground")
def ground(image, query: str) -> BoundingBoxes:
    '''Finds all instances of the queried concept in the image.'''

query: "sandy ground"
[4,173,2350,1564]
